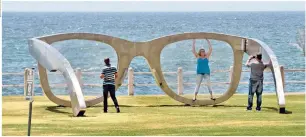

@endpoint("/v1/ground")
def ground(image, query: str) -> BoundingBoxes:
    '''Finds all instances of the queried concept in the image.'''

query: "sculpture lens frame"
[29,32,285,111]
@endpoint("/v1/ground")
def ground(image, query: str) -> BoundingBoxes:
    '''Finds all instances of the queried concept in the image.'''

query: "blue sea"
[2,12,305,96]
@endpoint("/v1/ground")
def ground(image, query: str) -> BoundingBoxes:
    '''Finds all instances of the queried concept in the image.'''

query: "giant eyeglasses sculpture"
[28,32,286,116]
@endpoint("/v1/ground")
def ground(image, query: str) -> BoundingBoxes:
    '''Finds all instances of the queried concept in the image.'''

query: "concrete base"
[77,110,86,117]
[279,107,286,113]
[279,107,292,114]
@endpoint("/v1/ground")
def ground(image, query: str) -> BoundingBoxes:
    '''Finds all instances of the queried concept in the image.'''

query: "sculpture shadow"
[87,104,279,112]
[211,104,279,112]
[46,104,291,115]
[90,104,279,112]
[46,106,71,115]
[45,106,95,117]
[88,104,191,108]
[114,104,288,113]
[212,105,292,114]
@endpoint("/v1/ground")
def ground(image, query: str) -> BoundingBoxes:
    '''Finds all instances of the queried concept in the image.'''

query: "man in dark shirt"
[245,53,271,111]
[100,58,120,113]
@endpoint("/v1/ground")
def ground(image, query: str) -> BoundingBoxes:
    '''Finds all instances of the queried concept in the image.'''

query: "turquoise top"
[196,58,210,74]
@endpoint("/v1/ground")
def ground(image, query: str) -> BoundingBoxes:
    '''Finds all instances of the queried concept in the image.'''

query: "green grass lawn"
[2,94,305,136]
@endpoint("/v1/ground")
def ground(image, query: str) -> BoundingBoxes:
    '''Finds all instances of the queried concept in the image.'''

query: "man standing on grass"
[245,53,271,111]
[100,58,120,113]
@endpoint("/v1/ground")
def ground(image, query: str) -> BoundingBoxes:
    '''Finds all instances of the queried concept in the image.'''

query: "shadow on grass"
[147,104,192,107]
[83,104,279,111]
[211,104,279,112]
[45,106,95,117]
[88,104,190,108]
[119,104,283,113]
[45,104,285,115]
[90,104,279,112]
[46,106,71,115]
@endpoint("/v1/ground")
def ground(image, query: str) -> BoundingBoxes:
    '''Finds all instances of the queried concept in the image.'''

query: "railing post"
[128,67,134,96]
[75,68,83,87]
[280,66,285,88]
[177,67,183,95]
[229,66,233,83]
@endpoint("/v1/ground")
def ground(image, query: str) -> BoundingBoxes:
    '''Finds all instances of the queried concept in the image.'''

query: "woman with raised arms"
[191,39,215,101]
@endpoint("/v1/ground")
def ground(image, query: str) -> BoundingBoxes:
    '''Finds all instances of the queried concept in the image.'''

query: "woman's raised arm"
[206,39,212,58]
[192,39,198,58]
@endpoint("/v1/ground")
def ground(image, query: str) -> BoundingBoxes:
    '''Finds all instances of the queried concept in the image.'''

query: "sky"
[2,1,305,12]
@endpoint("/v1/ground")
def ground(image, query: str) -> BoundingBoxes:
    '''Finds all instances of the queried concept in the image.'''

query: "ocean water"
[2,12,305,96]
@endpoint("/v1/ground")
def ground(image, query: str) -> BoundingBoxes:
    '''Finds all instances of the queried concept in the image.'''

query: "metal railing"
[2,66,305,95]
